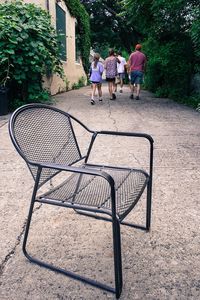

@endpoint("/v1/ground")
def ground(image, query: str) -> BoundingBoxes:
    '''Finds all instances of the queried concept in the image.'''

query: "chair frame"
[9,104,154,299]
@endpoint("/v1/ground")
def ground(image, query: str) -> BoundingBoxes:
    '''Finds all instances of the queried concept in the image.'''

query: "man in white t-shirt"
[117,51,127,93]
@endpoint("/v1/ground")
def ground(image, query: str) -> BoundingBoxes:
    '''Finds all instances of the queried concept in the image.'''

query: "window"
[56,4,67,61]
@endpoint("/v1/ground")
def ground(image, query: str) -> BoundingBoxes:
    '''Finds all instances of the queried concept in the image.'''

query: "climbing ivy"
[64,0,91,72]
[0,0,64,109]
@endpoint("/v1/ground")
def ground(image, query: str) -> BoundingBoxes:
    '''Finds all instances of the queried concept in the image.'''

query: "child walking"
[89,53,104,105]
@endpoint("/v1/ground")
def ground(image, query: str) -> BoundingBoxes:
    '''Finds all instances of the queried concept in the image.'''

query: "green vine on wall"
[0,0,64,110]
[64,0,91,73]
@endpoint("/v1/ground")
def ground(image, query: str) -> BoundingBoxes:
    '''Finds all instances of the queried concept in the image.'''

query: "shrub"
[72,76,86,90]
[143,37,193,99]
[0,0,64,110]
[65,0,90,73]
[190,8,200,72]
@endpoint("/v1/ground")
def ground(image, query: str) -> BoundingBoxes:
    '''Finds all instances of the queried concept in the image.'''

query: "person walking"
[116,51,127,93]
[128,44,146,100]
[104,49,119,100]
[89,53,104,105]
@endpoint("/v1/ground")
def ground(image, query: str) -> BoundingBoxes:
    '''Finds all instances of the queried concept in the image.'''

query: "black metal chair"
[9,103,154,298]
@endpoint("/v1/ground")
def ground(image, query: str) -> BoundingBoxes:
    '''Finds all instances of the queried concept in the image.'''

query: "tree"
[123,0,199,40]
[122,0,200,99]
[190,7,200,72]
[80,0,140,55]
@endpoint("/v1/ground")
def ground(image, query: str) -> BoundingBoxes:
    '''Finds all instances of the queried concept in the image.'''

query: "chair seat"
[39,165,148,219]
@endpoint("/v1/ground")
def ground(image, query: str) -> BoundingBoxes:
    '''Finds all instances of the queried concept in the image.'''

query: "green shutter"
[75,23,81,62]
[56,4,67,61]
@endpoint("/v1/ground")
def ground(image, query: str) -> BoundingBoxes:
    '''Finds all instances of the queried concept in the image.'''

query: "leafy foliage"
[71,76,86,89]
[190,7,200,72]
[0,0,64,109]
[123,0,199,39]
[80,0,140,55]
[65,0,91,72]
[122,0,199,102]
[143,37,193,98]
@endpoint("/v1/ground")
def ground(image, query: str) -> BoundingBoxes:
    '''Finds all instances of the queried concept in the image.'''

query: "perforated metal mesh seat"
[41,166,148,219]
[9,104,154,299]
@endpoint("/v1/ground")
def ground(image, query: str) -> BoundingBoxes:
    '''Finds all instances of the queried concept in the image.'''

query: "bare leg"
[120,78,123,92]
[108,82,113,99]
[90,83,97,104]
[130,83,134,99]
[97,84,102,100]
[112,81,116,99]
[91,83,97,100]
[135,84,141,100]
[114,82,117,93]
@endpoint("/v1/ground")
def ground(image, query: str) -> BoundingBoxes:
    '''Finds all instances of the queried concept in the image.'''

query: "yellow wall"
[0,0,86,94]
[46,1,86,94]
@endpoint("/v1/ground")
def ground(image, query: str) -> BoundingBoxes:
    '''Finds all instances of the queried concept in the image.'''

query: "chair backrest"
[9,104,83,186]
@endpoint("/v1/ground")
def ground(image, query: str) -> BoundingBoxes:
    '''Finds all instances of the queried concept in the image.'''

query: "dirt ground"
[0,83,200,299]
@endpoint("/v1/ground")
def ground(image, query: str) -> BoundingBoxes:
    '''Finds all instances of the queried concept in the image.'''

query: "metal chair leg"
[22,205,116,294]
[116,222,123,289]
[23,168,41,256]
[146,180,152,231]
[112,217,123,298]
[22,192,119,296]
[22,199,35,257]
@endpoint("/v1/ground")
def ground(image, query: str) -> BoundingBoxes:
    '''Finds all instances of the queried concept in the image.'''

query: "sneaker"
[112,93,116,99]
[90,99,95,105]
[99,98,103,102]
[119,89,123,93]
[135,96,140,100]
[129,94,134,99]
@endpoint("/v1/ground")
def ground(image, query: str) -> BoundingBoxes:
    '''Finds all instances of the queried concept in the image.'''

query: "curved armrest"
[29,160,115,187]
[87,130,153,162]
[29,160,117,215]
[85,130,154,180]
[97,130,154,144]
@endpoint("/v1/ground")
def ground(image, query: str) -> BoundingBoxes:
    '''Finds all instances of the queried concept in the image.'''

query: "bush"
[143,37,193,99]
[190,8,200,72]
[176,94,200,110]
[65,0,90,73]
[72,76,86,90]
[0,0,64,110]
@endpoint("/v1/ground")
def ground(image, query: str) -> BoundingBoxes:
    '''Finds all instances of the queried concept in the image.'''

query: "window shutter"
[56,4,67,61]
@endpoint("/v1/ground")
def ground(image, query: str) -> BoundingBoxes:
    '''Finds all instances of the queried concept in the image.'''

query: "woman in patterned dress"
[104,49,119,100]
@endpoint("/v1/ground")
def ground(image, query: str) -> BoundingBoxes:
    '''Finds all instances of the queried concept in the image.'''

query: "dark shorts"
[91,81,101,85]
[118,73,125,79]
[131,70,144,85]
[106,77,115,82]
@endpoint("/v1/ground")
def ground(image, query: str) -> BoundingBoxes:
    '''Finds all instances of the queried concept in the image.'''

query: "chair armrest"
[29,160,115,187]
[85,130,154,181]
[95,130,154,207]
[30,160,117,215]
[97,130,154,144]
[86,130,153,165]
